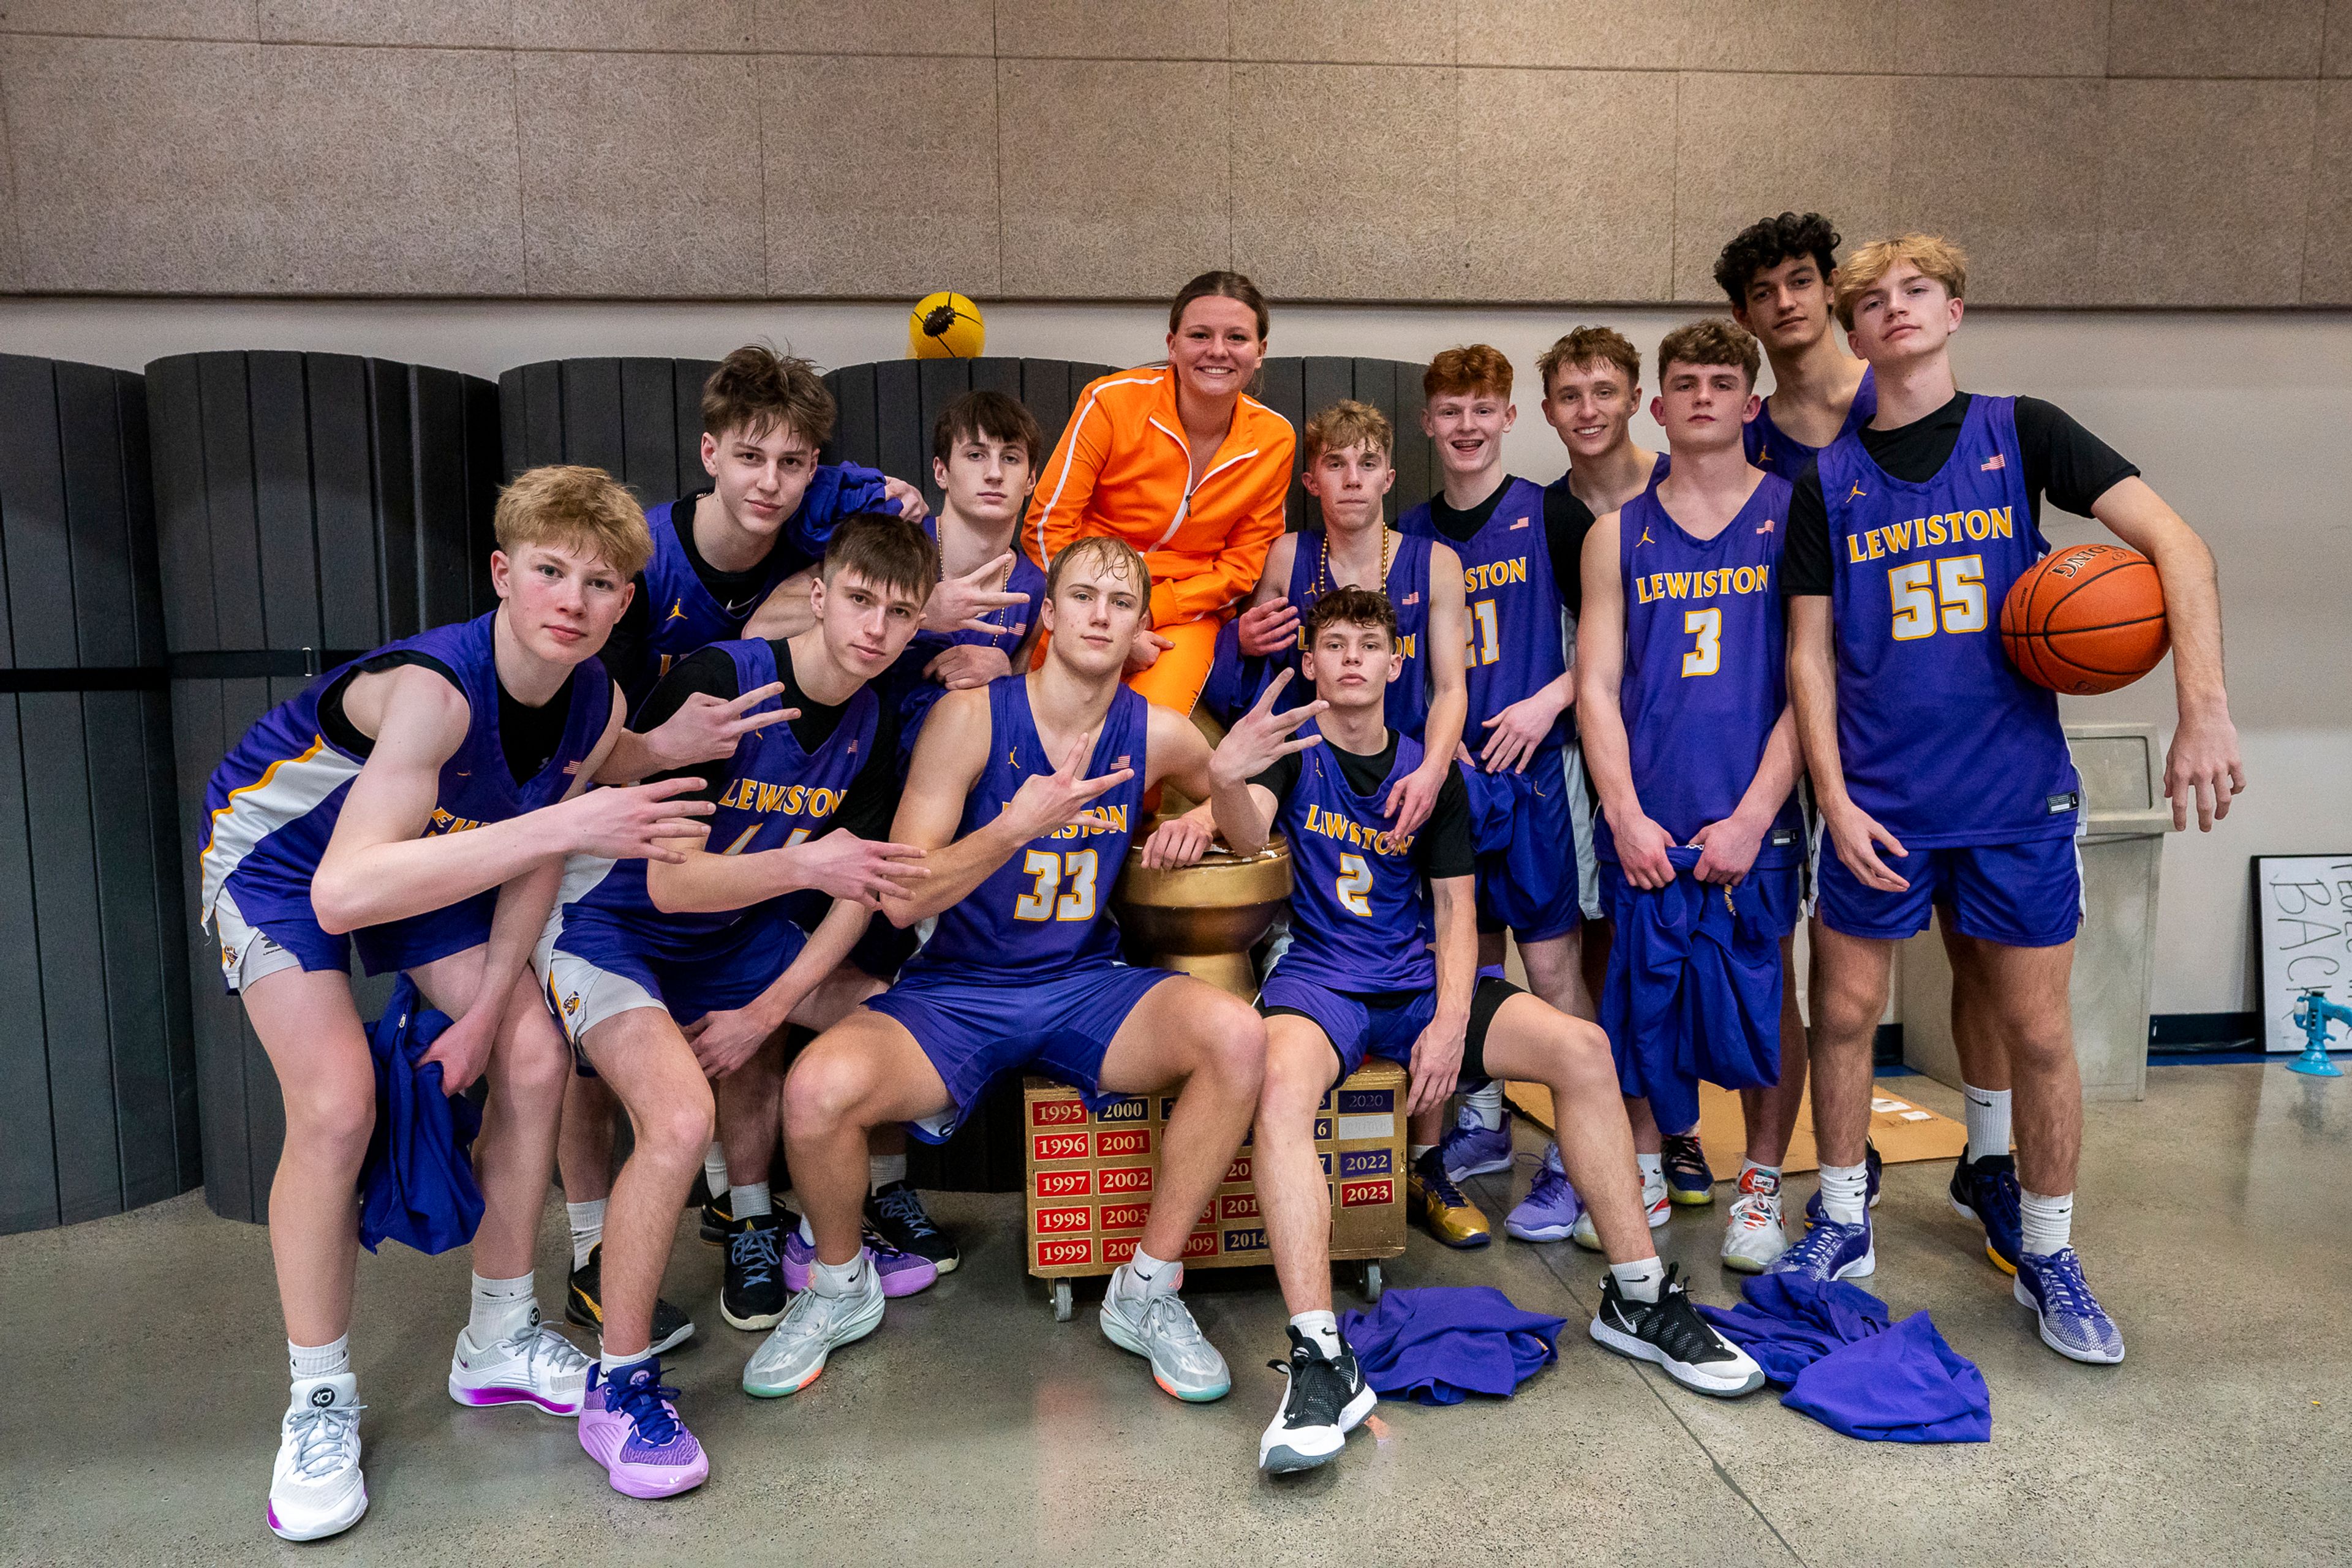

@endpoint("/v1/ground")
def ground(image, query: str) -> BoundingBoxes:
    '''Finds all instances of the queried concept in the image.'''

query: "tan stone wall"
[1,1,2346,303]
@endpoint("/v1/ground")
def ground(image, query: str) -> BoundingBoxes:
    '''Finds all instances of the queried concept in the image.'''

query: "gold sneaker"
[1409,1149,1491,1248]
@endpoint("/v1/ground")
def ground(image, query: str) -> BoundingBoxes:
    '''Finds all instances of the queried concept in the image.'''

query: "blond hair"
[1047,535,1153,625]
[494,465,652,578]
[1302,399,1394,467]
[1834,235,1968,330]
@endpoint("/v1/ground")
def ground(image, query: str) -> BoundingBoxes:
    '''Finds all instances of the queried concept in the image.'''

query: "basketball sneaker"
[1948,1152,2023,1274]
[780,1224,938,1298]
[1803,1140,1883,1223]
[1408,1148,1491,1248]
[866,1180,960,1273]
[1570,1163,1670,1251]
[1504,1144,1583,1242]
[720,1215,787,1331]
[698,1189,734,1245]
[1259,1326,1375,1474]
[742,1258,886,1397]
[578,1357,707,1498]
[1719,1166,1790,1273]
[266,1374,367,1542]
[1438,1102,1513,1182]
[1590,1265,1766,1397]
[1765,1213,1875,1281]
[447,1314,591,1414]
[2015,1247,2125,1364]
[1098,1265,1231,1402]
[1662,1133,1716,1205]
[566,1244,694,1355]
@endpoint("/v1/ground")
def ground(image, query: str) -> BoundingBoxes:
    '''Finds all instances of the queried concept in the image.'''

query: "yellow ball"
[910,291,984,359]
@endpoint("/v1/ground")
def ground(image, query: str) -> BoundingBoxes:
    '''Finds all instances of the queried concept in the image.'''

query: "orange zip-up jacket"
[1026,364,1296,631]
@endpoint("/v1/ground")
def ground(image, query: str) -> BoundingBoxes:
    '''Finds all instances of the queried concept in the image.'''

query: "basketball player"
[1715,211,1878,478]
[1215,398,1468,837]
[752,537,1269,1404]
[1575,321,1809,1273]
[1164,588,1765,1473]
[1395,347,1589,1248]
[1778,236,2242,1368]
[536,514,939,1496]
[198,466,713,1540]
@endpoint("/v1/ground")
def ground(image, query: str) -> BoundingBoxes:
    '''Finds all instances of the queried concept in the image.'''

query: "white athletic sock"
[2020,1189,2074,1257]
[869,1153,908,1193]
[289,1334,350,1382]
[1738,1159,1781,1189]
[1635,1152,1664,1183]
[1121,1247,1182,1299]
[1962,1084,2013,1164]
[1818,1163,1869,1227]
[703,1141,729,1199]
[1463,1080,1504,1130]
[600,1347,654,1377]
[812,1251,869,1298]
[1291,1310,1342,1360]
[566,1199,606,1270]
[467,1272,537,1344]
[729,1182,772,1221]
[1610,1257,1665,1303]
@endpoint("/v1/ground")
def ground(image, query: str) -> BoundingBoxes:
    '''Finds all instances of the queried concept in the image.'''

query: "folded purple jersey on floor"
[358,975,484,1256]
[1698,1273,1989,1443]
[1338,1286,1566,1406]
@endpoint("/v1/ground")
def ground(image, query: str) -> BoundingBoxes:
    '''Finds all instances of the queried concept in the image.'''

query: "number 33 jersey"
[905,676,1148,981]
[1819,393,2079,848]
[1604,473,1803,869]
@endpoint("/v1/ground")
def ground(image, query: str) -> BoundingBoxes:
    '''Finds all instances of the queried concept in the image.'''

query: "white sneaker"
[742,1259,886,1398]
[268,1374,368,1542]
[1571,1167,1671,1252]
[448,1314,592,1415]
[1721,1167,1790,1273]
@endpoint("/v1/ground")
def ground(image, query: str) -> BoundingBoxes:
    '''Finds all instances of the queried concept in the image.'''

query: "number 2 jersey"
[903,676,1149,982]
[1602,474,1803,868]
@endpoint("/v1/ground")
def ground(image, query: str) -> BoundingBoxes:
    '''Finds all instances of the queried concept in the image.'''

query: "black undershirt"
[1540,481,1600,619]
[1251,731,1476,880]
[1782,394,2141,597]
[318,652,576,786]
[1426,476,1583,614]
[602,491,794,700]
[633,639,902,841]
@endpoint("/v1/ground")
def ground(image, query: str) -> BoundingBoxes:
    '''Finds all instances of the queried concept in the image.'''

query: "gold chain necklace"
[1312,525,1395,601]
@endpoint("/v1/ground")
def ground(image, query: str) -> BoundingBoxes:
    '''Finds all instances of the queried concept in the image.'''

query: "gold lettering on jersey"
[1302,803,1414,858]
[715,779,847,818]
[1461,558,1529,592]
[1845,506,2013,564]
[1634,564,1771,603]
[1396,632,1417,660]
[425,807,484,836]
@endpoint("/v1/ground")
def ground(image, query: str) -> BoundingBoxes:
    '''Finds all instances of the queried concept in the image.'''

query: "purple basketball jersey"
[1746,366,1876,478]
[1399,477,1567,749]
[1267,722,1436,992]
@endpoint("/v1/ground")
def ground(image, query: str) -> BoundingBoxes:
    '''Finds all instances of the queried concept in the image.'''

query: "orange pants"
[1031,616,1222,715]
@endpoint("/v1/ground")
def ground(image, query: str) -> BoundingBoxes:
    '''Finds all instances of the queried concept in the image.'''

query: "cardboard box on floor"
[1022,1059,1408,1281]
[1503,1079,1964,1179]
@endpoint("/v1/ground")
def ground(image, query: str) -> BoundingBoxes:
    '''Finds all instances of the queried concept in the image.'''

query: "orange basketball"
[2000,541,2169,695]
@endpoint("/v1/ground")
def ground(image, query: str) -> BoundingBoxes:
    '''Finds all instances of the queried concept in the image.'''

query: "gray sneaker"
[741,1262,884,1398]
[1098,1276,1231,1403]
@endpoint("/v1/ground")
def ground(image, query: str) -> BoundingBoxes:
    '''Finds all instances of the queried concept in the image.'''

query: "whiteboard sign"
[2253,855,2352,1052]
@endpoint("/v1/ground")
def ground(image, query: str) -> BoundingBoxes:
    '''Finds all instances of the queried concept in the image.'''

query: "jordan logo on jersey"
[665,598,687,622]
[1845,482,1869,502]
[1635,525,1654,548]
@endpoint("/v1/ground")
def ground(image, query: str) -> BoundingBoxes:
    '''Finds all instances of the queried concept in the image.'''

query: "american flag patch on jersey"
[1981,452,2008,471]
[1401,591,1420,606]
[1510,517,1529,529]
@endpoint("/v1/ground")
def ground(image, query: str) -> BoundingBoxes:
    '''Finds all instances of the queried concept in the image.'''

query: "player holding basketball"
[754,537,1269,1404]
[1575,321,1809,1272]
[1777,236,2242,1366]
[1716,212,1878,478]
[198,467,712,1540]
[1159,587,1764,1474]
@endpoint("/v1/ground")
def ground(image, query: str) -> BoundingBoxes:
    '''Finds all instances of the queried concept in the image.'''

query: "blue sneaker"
[1439,1105,1513,1183]
[2015,1247,2125,1364]
[1505,1144,1583,1242]
[1661,1133,1715,1206]
[1948,1153,2022,1275]
[1765,1215,1875,1281]
[1803,1140,1883,1224]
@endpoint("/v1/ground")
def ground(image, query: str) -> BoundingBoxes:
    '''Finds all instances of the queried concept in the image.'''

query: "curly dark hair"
[1303,585,1398,650]
[1712,212,1843,307]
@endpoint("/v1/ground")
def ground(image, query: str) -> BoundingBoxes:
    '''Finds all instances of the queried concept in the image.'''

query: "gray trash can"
[1899,722,2176,1102]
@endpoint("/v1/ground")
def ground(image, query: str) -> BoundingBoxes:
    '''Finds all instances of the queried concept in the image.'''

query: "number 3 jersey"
[904,676,1148,982]
[1816,393,2079,847]
[1602,474,1803,869]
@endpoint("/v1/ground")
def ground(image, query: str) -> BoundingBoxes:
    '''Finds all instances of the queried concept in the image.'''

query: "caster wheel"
[1361,1262,1384,1303]
[1052,1278,1074,1322]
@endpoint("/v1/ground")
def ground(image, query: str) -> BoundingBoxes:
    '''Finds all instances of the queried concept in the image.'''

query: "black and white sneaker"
[721,1215,788,1330]
[1589,1264,1766,1397]
[565,1244,695,1355]
[865,1180,960,1274]
[1257,1327,1377,1475]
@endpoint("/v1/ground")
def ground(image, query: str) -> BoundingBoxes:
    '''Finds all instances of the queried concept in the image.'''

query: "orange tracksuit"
[1026,364,1295,713]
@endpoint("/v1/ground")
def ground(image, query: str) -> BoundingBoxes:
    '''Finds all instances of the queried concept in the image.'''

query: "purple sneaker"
[577,1359,707,1499]
[781,1224,939,1299]
[1505,1144,1583,1242]
[2016,1247,2125,1364]
[1765,1214,1876,1281]
[1439,1106,1513,1183]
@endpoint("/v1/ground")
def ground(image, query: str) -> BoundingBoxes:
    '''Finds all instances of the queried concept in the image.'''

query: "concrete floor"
[4,1063,2347,1567]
